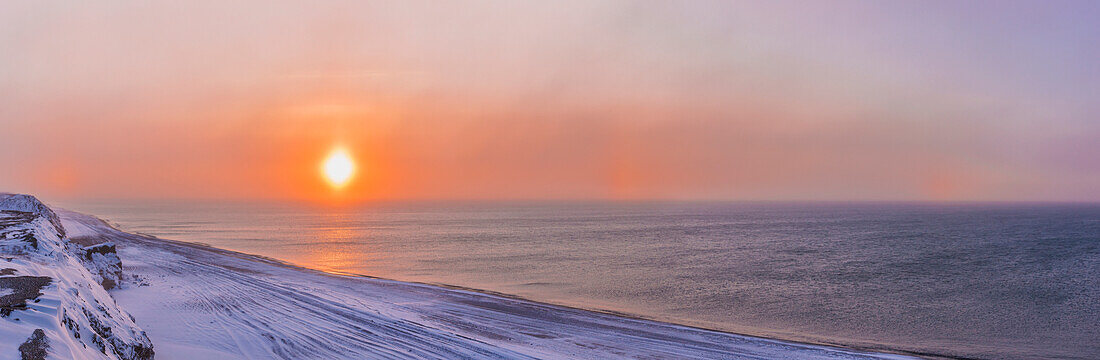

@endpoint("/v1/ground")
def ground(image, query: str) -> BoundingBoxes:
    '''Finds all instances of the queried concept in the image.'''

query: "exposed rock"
[20,233,38,250]
[82,243,124,290]
[83,243,118,260]
[18,329,49,360]
[0,276,51,316]
[0,210,35,228]
[101,278,118,291]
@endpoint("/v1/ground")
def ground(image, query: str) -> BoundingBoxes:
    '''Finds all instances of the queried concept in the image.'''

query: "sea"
[55,200,1100,360]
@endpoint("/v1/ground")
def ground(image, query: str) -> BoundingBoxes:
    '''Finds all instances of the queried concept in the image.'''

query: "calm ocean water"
[57,200,1100,359]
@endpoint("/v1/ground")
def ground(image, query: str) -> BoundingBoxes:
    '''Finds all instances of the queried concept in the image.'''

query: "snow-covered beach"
[4,194,916,359]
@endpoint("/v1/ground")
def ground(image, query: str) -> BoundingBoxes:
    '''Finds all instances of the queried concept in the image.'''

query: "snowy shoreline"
[64,209,921,359]
[5,193,921,359]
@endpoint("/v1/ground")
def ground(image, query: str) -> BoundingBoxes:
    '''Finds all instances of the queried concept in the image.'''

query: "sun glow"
[322,147,356,188]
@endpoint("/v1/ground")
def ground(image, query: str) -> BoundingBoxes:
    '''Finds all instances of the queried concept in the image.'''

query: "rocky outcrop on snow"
[0,194,66,238]
[0,193,153,360]
[80,243,123,290]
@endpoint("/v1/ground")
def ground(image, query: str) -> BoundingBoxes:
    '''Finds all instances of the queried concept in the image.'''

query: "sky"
[1,0,1098,202]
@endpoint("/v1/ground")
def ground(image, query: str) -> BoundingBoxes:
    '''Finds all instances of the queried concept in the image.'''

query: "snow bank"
[0,194,152,360]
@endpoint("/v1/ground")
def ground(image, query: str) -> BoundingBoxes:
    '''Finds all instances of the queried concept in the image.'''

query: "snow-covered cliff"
[0,194,152,360]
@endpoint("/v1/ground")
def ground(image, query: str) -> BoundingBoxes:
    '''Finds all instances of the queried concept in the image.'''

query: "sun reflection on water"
[300,212,375,274]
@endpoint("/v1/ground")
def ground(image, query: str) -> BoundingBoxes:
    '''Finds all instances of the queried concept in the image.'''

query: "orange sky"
[2,1,1098,202]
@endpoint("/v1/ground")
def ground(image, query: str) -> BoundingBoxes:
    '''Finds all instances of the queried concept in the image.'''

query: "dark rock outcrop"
[0,275,52,316]
[18,329,49,360]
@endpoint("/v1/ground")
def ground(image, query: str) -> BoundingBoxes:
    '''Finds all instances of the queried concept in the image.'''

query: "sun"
[321,147,356,188]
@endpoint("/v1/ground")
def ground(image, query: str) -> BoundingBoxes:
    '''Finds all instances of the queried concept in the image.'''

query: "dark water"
[57,200,1100,359]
